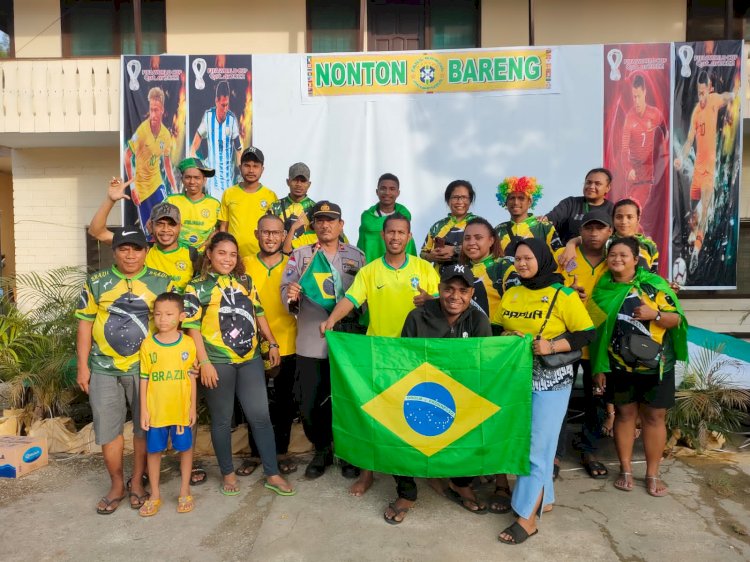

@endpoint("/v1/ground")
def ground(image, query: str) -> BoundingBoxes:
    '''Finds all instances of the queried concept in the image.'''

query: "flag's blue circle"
[403,382,456,437]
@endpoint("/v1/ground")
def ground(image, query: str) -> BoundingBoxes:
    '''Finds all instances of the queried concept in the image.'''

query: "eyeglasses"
[260,230,285,238]
[449,195,471,202]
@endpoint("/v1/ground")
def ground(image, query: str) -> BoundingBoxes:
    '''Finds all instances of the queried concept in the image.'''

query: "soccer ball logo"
[672,257,687,285]
[420,65,435,84]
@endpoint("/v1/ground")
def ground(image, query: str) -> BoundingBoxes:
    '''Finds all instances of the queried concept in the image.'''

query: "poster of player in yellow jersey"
[121,55,187,235]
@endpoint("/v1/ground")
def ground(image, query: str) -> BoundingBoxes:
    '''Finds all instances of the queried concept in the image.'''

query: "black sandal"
[445,488,487,514]
[235,459,260,476]
[581,457,609,479]
[498,521,538,545]
[488,486,512,514]
[129,491,150,510]
[190,467,207,486]
[278,457,298,475]
[384,502,411,525]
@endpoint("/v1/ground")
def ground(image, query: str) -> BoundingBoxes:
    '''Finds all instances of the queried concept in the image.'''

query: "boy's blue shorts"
[146,425,193,454]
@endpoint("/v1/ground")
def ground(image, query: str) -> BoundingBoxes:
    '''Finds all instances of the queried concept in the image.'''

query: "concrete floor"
[1,439,749,562]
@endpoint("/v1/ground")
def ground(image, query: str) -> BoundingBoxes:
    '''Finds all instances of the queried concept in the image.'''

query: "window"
[0,0,13,58]
[61,0,166,57]
[308,0,361,53]
[687,0,750,41]
[430,0,479,50]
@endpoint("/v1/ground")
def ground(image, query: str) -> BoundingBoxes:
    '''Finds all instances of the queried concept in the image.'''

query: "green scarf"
[587,268,688,374]
[356,202,417,263]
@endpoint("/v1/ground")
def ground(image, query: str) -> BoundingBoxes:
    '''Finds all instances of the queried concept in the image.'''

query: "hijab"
[515,238,564,290]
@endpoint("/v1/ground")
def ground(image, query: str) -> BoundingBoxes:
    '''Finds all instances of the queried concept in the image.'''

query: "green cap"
[178,157,215,177]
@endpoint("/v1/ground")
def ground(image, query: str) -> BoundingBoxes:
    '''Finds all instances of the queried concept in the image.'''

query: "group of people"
[76,147,687,545]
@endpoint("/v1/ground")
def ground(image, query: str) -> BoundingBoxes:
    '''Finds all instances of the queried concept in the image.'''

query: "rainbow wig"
[496,176,543,209]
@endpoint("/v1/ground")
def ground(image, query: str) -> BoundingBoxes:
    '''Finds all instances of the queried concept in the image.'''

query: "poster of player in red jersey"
[604,43,671,278]
[671,40,742,290]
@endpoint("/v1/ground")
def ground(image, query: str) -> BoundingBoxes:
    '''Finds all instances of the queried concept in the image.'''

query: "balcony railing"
[0,58,120,134]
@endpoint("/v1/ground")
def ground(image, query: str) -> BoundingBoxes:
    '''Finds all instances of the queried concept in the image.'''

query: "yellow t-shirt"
[219,184,278,258]
[345,255,440,337]
[493,283,594,340]
[127,120,173,202]
[139,334,196,427]
[562,247,607,359]
[242,253,297,356]
[145,244,196,293]
[166,193,221,250]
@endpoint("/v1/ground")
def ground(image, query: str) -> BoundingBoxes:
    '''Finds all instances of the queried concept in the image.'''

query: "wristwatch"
[268,343,280,349]
[654,312,662,322]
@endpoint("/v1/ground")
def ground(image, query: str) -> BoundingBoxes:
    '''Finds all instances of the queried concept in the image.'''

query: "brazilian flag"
[327,332,532,477]
[298,250,337,312]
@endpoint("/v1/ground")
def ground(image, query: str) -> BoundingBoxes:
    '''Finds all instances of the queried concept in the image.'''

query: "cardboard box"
[0,436,48,478]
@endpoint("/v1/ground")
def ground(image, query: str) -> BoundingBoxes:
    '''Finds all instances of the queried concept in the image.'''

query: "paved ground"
[1,436,749,562]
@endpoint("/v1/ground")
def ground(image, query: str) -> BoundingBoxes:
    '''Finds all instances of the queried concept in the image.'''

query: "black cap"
[311,200,342,220]
[440,263,475,286]
[112,226,148,249]
[240,146,265,164]
[581,209,613,228]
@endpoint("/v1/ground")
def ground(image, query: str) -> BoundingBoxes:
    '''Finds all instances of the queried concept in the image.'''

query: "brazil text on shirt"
[75,266,175,375]
[145,243,198,292]
[197,107,241,197]
[183,273,265,364]
[146,369,188,381]
[219,184,278,257]
[166,193,221,249]
[345,255,440,337]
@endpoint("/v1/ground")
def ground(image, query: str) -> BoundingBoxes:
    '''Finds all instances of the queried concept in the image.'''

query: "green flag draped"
[327,332,532,478]
[357,203,418,263]
[298,250,341,312]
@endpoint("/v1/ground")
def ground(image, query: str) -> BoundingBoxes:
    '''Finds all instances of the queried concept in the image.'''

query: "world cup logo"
[678,45,694,78]
[607,49,623,81]
[192,58,207,90]
[126,59,141,91]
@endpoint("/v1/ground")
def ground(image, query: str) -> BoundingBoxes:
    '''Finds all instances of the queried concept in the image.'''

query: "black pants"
[393,476,473,501]
[295,356,333,452]
[556,359,605,458]
[249,354,297,457]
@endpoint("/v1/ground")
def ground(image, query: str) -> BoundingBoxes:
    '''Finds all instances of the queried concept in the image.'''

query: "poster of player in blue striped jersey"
[188,55,253,200]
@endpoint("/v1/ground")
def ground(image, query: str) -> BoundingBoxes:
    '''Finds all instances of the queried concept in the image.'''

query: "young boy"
[138,292,197,517]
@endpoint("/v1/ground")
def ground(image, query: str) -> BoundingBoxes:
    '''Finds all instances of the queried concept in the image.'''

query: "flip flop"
[219,482,241,496]
[581,458,609,479]
[190,467,207,486]
[177,495,194,513]
[498,521,538,545]
[488,486,512,514]
[614,472,633,492]
[278,458,298,475]
[384,502,410,525]
[646,476,669,497]
[264,481,297,496]
[138,498,162,517]
[235,459,260,477]
[445,488,487,514]
[129,491,151,509]
[96,494,126,515]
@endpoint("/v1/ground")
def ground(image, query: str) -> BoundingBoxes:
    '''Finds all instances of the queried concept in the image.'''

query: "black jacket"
[401,299,492,339]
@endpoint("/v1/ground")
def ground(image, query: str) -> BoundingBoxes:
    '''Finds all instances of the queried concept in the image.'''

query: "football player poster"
[188,55,253,201]
[604,43,671,278]
[671,40,742,289]
[121,55,187,234]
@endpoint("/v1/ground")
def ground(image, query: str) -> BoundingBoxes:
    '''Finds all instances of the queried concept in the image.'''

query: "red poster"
[603,44,671,277]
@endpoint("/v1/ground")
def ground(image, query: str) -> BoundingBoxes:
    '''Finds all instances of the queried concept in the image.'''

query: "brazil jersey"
[493,283,594,341]
[145,243,198,293]
[127,120,173,202]
[345,255,440,337]
[219,184,278,258]
[471,256,519,318]
[495,215,564,262]
[421,213,476,273]
[166,193,220,250]
[75,266,175,376]
[607,233,659,273]
[269,196,316,239]
[242,253,296,356]
[140,334,196,427]
[183,273,265,364]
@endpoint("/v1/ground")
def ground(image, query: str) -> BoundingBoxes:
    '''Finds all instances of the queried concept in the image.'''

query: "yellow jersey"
[139,334,196,427]
[145,244,197,293]
[166,193,220,250]
[345,255,440,337]
[495,216,564,263]
[219,184,278,258]
[242,253,297,357]
[127,120,173,202]
[470,256,519,319]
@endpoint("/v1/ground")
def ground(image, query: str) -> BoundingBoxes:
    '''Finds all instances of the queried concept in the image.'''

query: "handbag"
[618,333,662,370]
[536,287,582,369]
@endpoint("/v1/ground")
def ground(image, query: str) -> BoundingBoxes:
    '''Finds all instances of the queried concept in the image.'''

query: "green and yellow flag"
[298,250,339,312]
[327,332,532,477]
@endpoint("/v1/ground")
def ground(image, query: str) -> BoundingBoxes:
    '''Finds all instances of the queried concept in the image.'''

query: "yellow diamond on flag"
[361,362,500,457]
[313,272,335,299]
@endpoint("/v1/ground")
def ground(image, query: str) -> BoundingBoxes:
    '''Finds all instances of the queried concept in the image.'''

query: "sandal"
[138,498,162,517]
[613,472,633,492]
[190,467,207,486]
[235,459,260,477]
[219,481,241,496]
[498,521,538,545]
[278,457,298,475]
[646,476,669,497]
[445,488,487,514]
[129,491,151,509]
[96,494,126,515]
[384,502,411,525]
[264,481,297,496]
[488,485,512,514]
[177,495,194,513]
[581,455,609,479]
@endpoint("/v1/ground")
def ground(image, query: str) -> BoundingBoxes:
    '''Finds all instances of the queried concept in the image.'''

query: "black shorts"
[609,367,675,409]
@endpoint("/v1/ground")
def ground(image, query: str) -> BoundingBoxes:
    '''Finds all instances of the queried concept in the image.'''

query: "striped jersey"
[196,108,241,199]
